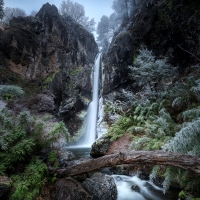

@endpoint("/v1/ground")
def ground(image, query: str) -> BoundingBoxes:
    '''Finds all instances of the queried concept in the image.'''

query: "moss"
[69,67,83,76]
[179,190,187,199]
[44,70,60,85]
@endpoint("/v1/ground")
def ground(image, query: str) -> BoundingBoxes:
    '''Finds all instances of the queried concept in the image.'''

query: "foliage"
[48,150,59,168]
[106,116,133,141]
[112,0,143,23]
[129,49,176,94]
[30,10,37,17]
[2,7,26,24]
[0,107,72,199]
[10,159,48,200]
[0,85,24,100]
[0,0,4,20]
[69,67,83,76]
[130,135,170,150]
[162,166,175,194]
[44,70,59,89]
[96,15,110,51]
[49,121,70,144]
[0,109,46,174]
[171,77,200,109]
[59,0,95,32]
[162,117,200,157]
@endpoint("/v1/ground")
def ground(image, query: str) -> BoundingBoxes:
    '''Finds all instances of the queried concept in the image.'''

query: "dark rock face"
[0,3,98,133]
[90,137,111,156]
[7,90,55,114]
[83,172,117,200]
[52,177,92,200]
[103,0,200,94]
[0,176,12,198]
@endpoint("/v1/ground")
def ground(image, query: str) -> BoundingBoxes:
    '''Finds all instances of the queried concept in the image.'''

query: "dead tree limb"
[53,151,200,177]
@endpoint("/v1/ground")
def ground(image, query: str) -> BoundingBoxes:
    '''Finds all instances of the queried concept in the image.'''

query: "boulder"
[83,172,117,200]
[90,137,111,156]
[27,92,55,113]
[52,177,92,200]
[57,149,76,167]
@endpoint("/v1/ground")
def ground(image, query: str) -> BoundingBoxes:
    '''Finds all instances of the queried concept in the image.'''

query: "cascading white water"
[80,53,101,147]
[112,175,179,200]
[112,175,162,200]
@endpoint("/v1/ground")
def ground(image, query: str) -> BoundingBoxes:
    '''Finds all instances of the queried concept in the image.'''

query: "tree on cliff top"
[2,7,26,24]
[59,0,95,32]
[0,0,4,20]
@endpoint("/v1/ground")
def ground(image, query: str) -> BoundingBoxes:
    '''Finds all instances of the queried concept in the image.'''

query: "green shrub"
[0,85,24,99]
[10,159,48,200]
[48,150,59,167]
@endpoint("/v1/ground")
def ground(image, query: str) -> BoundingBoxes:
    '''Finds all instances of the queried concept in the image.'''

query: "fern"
[149,165,160,182]
[181,106,200,121]
[162,166,175,194]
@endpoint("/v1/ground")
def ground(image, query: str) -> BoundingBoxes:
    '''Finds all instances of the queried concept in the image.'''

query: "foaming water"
[112,175,179,200]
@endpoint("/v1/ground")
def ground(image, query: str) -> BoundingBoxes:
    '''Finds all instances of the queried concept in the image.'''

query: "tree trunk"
[53,150,200,177]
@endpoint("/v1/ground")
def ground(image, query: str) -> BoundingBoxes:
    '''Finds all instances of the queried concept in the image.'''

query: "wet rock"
[57,149,76,167]
[0,176,12,198]
[83,172,117,200]
[90,137,111,156]
[52,177,92,200]
[115,176,123,182]
[131,184,140,192]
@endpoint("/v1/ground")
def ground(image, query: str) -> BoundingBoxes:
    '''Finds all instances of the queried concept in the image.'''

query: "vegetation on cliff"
[104,48,200,197]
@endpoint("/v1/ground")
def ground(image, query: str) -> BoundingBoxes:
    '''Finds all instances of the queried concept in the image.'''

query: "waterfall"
[79,53,101,147]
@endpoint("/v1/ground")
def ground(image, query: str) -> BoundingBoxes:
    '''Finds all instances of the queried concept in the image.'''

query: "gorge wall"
[103,0,200,95]
[0,3,98,134]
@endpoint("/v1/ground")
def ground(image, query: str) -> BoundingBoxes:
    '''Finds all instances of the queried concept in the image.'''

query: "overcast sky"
[4,0,114,26]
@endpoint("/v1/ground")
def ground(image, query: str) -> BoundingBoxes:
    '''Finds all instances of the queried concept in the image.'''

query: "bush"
[10,159,48,200]
[0,85,24,100]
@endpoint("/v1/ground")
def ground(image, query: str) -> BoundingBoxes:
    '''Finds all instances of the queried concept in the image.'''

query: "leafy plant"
[49,121,70,144]
[129,49,176,94]
[0,85,24,99]
[162,117,200,157]
[106,117,133,141]
[10,159,48,200]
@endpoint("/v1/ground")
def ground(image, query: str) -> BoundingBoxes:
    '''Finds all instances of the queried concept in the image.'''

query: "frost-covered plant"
[145,108,176,138]
[162,117,200,157]
[129,49,176,93]
[105,99,125,115]
[171,76,200,108]
[181,106,200,121]
[0,85,24,99]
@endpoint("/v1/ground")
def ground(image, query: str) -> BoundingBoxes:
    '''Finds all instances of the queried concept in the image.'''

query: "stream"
[66,147,180,200]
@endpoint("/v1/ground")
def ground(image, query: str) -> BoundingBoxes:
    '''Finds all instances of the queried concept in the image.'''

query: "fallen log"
[53,150,200,177]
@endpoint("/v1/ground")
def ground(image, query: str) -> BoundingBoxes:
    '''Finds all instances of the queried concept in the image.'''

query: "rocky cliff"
[103,0,200,95]
[0,3,98,134]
